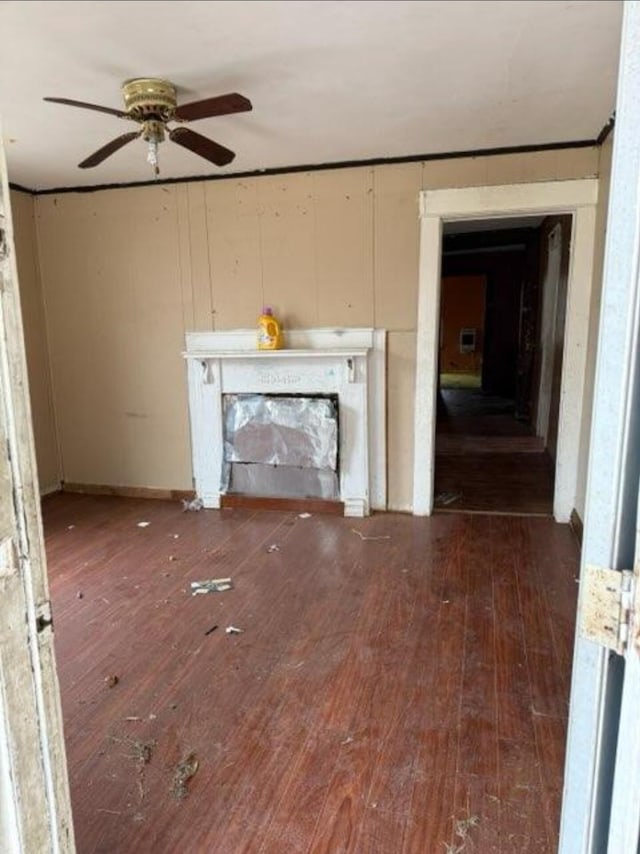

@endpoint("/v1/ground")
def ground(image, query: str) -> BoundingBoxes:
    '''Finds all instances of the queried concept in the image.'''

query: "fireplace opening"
[222,393,340,500]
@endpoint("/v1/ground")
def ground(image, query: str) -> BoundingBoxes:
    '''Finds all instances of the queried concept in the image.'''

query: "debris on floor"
[445,812,480,853]
[137,521,151,528]
[181,497,204,512]
[190,578,233,595]
[76,591,84,599]
[225,626,244,634]
[67,524,76,530]
[267,543,280,553]
[124,716,142,722]
[435,491,462,507]
[131,739,155,765]
[204,624,218,636]
[172,752,199,800]
[105,675,119,688]
[350,529,391,541]
[298,512,312,519]
[168,555,178,562]
[171,534,180,539]
[455,815,479,838]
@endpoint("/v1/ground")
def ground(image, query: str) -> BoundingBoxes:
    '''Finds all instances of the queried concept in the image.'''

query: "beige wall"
[33,147,601,510]
[10,190,60,493]
[575,134,614,521]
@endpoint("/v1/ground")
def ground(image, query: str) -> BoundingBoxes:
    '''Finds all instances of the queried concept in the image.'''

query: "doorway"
[434,215,573,514]
[412,179,599,521]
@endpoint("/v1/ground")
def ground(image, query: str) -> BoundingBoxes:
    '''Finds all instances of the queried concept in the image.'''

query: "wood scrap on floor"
[350,528,391,541]
[190,578,233,595]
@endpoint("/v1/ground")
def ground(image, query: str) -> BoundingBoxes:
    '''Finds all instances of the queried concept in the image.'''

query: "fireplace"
[183,328,386,517]
[223,393,340,500]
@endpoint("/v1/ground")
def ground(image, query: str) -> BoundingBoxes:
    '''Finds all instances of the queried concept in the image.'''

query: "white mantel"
[183,328,386,517]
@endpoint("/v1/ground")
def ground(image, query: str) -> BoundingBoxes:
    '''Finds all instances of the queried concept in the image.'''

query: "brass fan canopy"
[122,78,177,121]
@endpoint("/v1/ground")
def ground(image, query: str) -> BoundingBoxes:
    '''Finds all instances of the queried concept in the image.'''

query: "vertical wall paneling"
[30,146,605,510]
[257,172,317,328]
[373,163,422,331]
[187,182,213,331]
[314,168,374,328]
[176,183,195,332]
[205,179,263,329]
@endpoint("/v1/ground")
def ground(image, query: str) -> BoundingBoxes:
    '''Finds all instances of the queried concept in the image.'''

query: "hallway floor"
[437,388,531,437]
[436,389,554,515]
[45,494,578,853]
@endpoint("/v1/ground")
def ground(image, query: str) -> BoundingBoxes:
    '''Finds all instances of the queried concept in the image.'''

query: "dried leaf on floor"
[455,815,479,840]
[443,811,480,853]
[225,626,244,635]
[105,675,119,688]
[130,739,155,766]
[172,752,199,800]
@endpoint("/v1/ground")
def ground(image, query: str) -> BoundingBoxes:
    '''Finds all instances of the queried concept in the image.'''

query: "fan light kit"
[44,77,252,176]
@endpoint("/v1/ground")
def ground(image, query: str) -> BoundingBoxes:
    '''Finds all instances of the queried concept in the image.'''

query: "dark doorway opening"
[434,215,573,514]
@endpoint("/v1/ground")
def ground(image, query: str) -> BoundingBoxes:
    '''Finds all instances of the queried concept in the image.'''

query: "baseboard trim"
[220,494,344,515]
[40,482,62,497]
[61,482,195,502]
[570,508,584,545]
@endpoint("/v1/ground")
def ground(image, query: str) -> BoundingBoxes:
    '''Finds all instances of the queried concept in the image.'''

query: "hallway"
[435,390,554,515]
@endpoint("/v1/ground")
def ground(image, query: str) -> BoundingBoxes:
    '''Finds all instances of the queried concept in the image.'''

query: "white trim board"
[412,179,599,522]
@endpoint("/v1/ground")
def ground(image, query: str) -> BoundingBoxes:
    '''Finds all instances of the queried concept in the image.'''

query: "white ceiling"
[0,0,623,191]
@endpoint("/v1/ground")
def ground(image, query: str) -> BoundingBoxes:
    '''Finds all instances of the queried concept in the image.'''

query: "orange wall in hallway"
[440,275,486,375]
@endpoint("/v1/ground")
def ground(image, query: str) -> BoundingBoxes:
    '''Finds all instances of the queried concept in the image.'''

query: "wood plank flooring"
[43,494,579,853]
[434,452,555,515]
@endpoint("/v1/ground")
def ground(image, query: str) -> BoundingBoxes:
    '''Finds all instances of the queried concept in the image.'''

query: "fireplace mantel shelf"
[183,348,369,360]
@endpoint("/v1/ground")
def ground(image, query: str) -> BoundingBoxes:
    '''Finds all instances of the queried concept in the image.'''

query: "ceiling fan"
[43,78,252,175]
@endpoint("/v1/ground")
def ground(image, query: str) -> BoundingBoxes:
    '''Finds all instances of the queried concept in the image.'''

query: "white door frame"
[412,179,599,521]
[0,132,74,851]
[561,4,640,851]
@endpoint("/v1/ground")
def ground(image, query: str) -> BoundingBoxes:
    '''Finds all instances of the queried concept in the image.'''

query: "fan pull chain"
[146,140,160,177]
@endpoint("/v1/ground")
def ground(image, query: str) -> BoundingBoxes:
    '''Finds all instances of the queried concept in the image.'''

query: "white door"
[606,504,640,853]
[0,131,74,850]
[560,3,640,852]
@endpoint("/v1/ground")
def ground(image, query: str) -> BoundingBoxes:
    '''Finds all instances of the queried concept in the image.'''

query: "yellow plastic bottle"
[257,306,283,350]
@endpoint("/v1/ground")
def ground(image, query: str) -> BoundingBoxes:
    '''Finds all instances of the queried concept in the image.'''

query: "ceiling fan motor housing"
[122,78,177,121]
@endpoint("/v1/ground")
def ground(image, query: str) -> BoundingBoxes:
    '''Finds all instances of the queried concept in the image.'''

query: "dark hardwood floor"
[434,451,555,515]
[43,494,579,853]
[434,388,555,515]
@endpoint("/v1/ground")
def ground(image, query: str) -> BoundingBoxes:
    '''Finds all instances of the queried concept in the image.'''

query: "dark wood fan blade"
[44,97,128,119]
[169,127,235,166]
[78,132,140,168]
[174,93,252,122]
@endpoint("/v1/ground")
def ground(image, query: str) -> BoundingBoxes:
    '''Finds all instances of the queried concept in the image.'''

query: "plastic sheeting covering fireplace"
[222,393,340,500]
